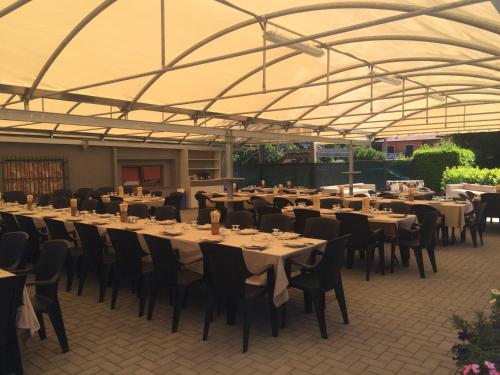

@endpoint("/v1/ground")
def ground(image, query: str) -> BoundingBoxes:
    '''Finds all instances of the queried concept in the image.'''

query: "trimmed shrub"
[413,142,475,192]
[442,166,500,188]
[353,146,386,161]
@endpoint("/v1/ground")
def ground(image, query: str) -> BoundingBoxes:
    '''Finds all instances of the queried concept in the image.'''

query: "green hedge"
[442,166,500,188]
[413,142,475,192]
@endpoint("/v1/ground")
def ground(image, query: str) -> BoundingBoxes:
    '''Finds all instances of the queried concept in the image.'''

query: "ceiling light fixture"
[371,67,402,86]
[263,31,324,58]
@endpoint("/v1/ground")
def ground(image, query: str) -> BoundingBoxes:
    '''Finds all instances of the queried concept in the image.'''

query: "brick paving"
[20,213,500,374]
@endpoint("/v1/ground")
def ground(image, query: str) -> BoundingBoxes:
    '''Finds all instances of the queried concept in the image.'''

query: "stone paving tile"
[20,216,500,374]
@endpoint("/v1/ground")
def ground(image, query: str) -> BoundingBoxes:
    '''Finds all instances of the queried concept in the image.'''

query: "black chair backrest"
[0,212,20,232]
[123,185,135,194]
[259,213,293,233]
[76,188,94,200]
[464,191,477,201]
[481,193,500,219]
[194,191,207,209]
[35,240,68,299]
[74,222,107,264]
[110,195,123,202]
[250,197,268,208]
[294,198,313,206]
[143,235,179,285]
[354,193,368,197]
[81,199,99,212]
[3,191,27,204]
[458,193,470,202]
[127,203,149,218]
[411,204,439,224]
[417,211,439,248]
[0,231,28,270]
[335,212,374,247]
[96,186,114,196]
[0,274,26,356]
[316,234,350,290]
[15,215,40,243]
[476,201,488,232]
[197,208,221,225]
[320,198,343,209]
[107,229,144,278]
[273,197,292,209]
[348,200,362,211]
[414,193,434,200]
[36,194,51,206]
[303,217,340,240]
[43,218,71,241]
[50,195,69,209]
[255,205,281,217]
[378,192,399,199]
[200,242,252,301]
[164,192,183,210]
[379,201,411,214]
[293,208,320,234]
[105,200,121,214]
[53,189,72,199]
[225,210,254,229]
[208,194,226,211]
[154,205,178,221]
[151,190,163,197]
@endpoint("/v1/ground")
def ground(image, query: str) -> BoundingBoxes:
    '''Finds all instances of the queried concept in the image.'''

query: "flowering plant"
[452,289,500,375]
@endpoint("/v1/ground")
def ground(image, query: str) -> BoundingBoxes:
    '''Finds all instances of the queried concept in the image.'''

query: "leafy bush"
[451,289,500,374]
[353,146,386,161]
[442,166,500,188]
[413,141,475,192]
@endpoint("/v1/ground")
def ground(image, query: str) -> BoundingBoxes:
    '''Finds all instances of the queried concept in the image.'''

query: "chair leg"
[426,247,438,273]
[334,277,349,324]
[48,302,69,353]
[413,247,426,278]
[399,245,410,267]
[378,242,385,276]
[226,302,238,325]
[469,225,477,248]
[137,276,148,317]
[303,290,313,313]
[346,248,354,269]
[172,285,187,333]
[242,301,253,353]
[311,290,328,339]
[390,242,396,273]
[147,281,159,321]
[203,292,213,341]
[479,230,484,246]
[269,297,279,337]
[365,248,372,281]
[280,303,287,329]
[66,256,76,292]
[97,265,108,303]
[77,261,89,296]
[36,311,46,340]
[110,268,120,310]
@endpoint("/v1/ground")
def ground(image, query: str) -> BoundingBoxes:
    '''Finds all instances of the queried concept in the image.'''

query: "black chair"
[123,185,135,194]
[378,201,411,214]
[36,194,51,207]
[143,235,202,331]
[464,191,477,201]
[109,195,123,202]
[320,198,343,209]
[75,188,94,201]
[348,200,362,211]
[254,205,281,227]
[414,193,434,200]
[259,213,293,233]
[74,223,115,302]
[107,229,152,316]
[194,191,207,209]
[411,204,445,247]
[199,242,278,353]
[53,189,72,199]
[105,200,121,214]
[197,208,222,225]
[3,191,27,204]
[225,210,255,229]
[151,190,163,197]
[164,192,183,222]
[377,192,399,199]
[16,240,70,353]
[335,212,384,281]
[43,218,82,291]
[250,197,268,208]
[462,202,488,247]
[50,195,70,209]
[128,203,149,219]
[294,198,313,206]
[481,193,500,222]
[273,197,293,209]
[303,217,340,241]
[0,231,28,271]
[80,199,99,212]
[96,186,114,197]
[398,211,439,278]
[16,215,47,264]
[354,193,368,197]
[293,208,320,234]
[154,205,178,221]
[286,235,350,338]
[0,212,20,232]
[0,274,26,375]
[458,193,469,202]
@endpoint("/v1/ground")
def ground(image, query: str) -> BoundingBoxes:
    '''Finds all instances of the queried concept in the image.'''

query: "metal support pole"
[370,65,374,114]
[326,48,330,102]
[112,147,118,187]
[445,96,448,128]
[225,136,234,197]
[348,141,354,196]
[160,0,166,67]
[261,19,267,92]
[402,78,405,117]
[426,87,429,125]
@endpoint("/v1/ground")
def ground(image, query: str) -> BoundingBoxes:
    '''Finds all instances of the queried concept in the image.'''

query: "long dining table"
[0,204,326,307]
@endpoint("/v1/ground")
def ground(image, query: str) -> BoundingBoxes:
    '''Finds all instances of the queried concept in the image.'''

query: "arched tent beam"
[25,0,116,103]
[125,0,498,114]
[343,71,500,133]
[0,0,30,18]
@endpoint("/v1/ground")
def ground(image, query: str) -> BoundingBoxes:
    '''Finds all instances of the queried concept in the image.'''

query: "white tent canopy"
[0,0,499,146]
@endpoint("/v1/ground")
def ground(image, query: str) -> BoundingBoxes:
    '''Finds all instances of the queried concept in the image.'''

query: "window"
[404,144,414,157]
[387,145,395,154]
[121,165,162,186]
[2,157,67,195]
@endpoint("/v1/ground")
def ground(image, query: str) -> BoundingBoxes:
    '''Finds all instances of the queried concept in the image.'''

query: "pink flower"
[463,364,480,375]
[484,361,499,375]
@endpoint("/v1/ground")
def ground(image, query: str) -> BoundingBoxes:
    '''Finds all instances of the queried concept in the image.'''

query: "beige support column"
[225,136,234,198]
[112,147,118,187]
[179,148,190,205]
[348,141,354,196]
